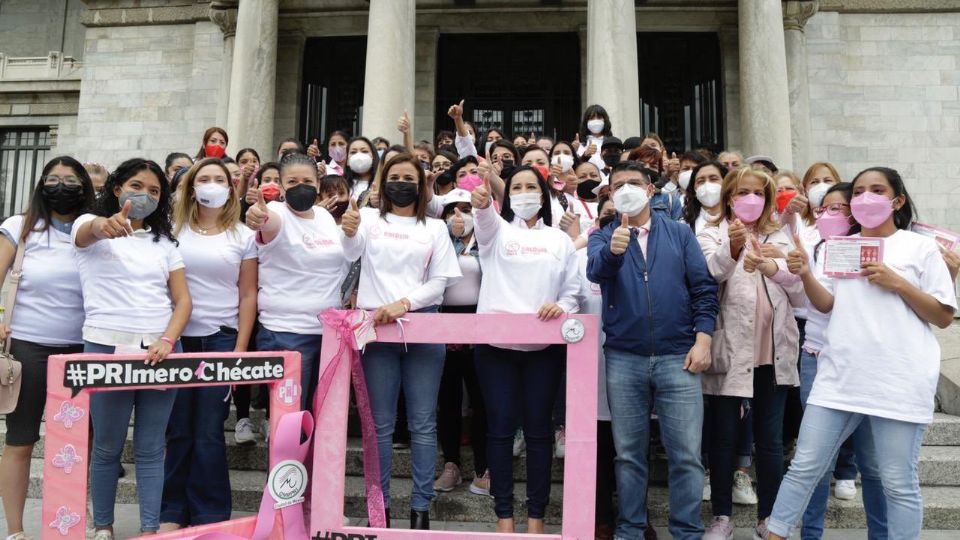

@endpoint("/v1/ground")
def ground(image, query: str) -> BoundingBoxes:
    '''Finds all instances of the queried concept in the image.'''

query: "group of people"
[0,100,956,540]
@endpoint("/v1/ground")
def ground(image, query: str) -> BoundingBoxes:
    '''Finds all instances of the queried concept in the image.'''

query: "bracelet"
[159,336,175,347]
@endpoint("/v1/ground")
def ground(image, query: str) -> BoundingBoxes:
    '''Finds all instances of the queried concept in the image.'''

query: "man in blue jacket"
[588,161,719,540]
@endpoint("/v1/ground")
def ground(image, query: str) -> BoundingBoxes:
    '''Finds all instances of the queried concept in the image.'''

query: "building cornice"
[819,0,960,13]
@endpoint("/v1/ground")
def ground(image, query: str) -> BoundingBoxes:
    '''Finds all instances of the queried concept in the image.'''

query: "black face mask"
[43,183,85,215]
[576,180,600,200]
[329,200,349,219]
[384,182,419,207]
[435,170,455,186]
[598,214,616,229]
[500,159,515,177]
[602,153,620,168]
[285,183,318,212]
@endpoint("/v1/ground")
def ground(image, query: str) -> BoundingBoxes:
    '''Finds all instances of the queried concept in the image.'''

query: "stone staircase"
[7,408,960,531]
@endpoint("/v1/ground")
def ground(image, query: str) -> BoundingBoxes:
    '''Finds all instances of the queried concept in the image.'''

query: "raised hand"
[559,210,578,232]
[397,112,411,134]
[584,141,598,158]
[94,200,134,239]
[784,193,809,216]
[787,233,810,276]
[941,245,960,282]
[341,198,361,237]
[667,151,680,177]
[316,161,327,176]
[245,190,269,231]
[572,133,581,151]
[729,218,748,258]
[610,213,631,255]
[743,236,764,273]
[477,160,499,182]
[245,176,260,205]
[447,99,465,120]
[471,175,492,209]
[450,208,465,237]
[307,139,320,158]
[318,195,337,211]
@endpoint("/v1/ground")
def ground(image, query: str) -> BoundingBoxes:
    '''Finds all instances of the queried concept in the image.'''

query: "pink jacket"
[696,221,803,398]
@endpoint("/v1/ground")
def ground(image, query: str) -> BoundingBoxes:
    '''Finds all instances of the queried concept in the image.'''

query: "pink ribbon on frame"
[314,308,387,528]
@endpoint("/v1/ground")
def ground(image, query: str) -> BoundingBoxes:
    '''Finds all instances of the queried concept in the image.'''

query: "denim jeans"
[769,405,925,540]
[362,319,445,512]
[707,365,786,521]
[87,340,179,532]
[798,350,887,539]
[160,330,236,525]
[604,348,704,540]
[474,344,564,519]
[257,327,322,410]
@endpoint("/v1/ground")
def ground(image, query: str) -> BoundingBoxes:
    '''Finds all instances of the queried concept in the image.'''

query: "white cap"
[441,188,472,206]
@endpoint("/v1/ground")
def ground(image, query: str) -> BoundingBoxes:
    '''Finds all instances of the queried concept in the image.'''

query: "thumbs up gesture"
[95,199,135,239]
[245,189,270,231]
[471,175,492,209]
[667,151,681,177]
[572,133,581,151]
[743,236,777,276]
[447,99,465,120]
[787,233,811,276]
[245,176,260,205]
[307,139,320,159]
[450,208,465,237]
[728,218,748,257]
[397,112,411,134]
[610,214,632,255]
[341,198,361,237]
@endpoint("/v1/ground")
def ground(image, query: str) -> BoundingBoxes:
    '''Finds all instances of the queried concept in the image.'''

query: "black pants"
[707,365,787,520]
[438,345,487,473]
[474,344,563,519]
[596,420,617,527]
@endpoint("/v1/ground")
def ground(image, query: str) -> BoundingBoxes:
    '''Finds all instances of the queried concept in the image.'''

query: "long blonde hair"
[712,166,780,235]
[173,158,242,237]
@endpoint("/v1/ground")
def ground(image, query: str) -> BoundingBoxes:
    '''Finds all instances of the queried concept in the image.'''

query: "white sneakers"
[470,469,491,497]
[433,462,462,492]
[733,469,759,505]
[234,418,257,446]
[554,427,566,459]
[512,429,525,457]
[703,471,712,501]
[834,478,858,500]
[703,516,734,540]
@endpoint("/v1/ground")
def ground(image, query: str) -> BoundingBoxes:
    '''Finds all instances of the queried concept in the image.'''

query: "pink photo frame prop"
[310,313,599,540]
[41,351,302,540]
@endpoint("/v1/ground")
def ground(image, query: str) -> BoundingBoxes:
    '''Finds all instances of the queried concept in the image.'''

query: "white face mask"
[587,119,605,134]
[447,213,474,238]
[510,192,542,221]
[348,152,373,174]
[195,183,230,209]
[806,183,831,209]
[661,181,678,194]
[553,154,574,173]
[678,170,693,191]
[613,184,650,217]
[695,181,722,208]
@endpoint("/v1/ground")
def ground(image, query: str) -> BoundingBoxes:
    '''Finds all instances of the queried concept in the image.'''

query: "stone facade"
[805,10,960,231]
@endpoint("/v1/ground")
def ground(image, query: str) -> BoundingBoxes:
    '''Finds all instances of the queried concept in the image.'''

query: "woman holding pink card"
[768,167,958,540]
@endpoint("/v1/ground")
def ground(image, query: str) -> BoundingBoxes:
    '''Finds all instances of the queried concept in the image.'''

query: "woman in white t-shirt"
[340,153,462,530]
[0,156,95,540]
[72,158,193,539]
[158,158,257,530]
[681,161,728,235]
[245,152,350,411]
[344,136,379,200]
[470,165,579,534]
[768,168,958,540]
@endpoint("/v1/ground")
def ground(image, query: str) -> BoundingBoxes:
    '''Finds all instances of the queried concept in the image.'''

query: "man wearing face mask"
[599,137,624,175]
[587,162,719,540]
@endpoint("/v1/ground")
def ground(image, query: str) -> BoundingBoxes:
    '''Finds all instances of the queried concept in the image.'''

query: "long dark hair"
[814,182,858,262]
[478,127,506,155]
[96,158,176,244]
[344,136,380,189]
[195,126,228,159]
[20,156,96,243]
[578,104,613,140]
[235,147,260,164]
[851,167,916,230]
[682,161,728,229]
[500,165,553,227]
[378,153,429,223]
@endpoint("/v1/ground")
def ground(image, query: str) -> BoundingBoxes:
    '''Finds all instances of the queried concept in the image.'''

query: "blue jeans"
[257,327,321,410]
[605,348,704,540]
[160,331,236,525]
[769,405,925,540]
[474,344,564,519]
[87,340,179,532]
[362,324,445,511]
[798,351,886,539]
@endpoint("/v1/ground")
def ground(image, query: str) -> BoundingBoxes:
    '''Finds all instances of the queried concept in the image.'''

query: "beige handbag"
[0,241,27,414]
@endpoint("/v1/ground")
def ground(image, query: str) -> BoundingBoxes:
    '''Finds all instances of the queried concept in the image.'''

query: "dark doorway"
[435,33,581,145]
[637,32,724,153]
[300,36,367,145]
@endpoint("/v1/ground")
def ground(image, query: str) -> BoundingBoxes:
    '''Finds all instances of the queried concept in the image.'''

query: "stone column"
[226,0,278,158]
[586,0,640,137]
[783,1,819,172]
[361,0,415,139]
[738,0,793,169]
[210,1,238,128]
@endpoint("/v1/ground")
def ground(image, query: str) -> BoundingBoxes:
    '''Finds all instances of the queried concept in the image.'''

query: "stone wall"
[0,0,87,59]
[805,10,960,231]
[55,21,223,167]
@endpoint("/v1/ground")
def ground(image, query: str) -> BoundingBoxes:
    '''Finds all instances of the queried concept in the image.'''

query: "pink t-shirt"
[754,277,775,366]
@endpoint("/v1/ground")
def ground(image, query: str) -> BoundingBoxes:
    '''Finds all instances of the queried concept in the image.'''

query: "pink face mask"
[815,212,852,239]
[851,192,894,228]
[458,173,483,192]
[732,193,765,223]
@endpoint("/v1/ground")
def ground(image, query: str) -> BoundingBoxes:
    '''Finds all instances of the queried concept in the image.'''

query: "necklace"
[196,222,219,235]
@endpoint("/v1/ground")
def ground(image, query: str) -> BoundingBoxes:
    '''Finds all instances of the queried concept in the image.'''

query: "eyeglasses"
[42,175,82,187]
[813,203,850,218]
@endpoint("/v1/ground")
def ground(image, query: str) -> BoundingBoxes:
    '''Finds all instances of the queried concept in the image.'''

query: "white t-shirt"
[350,178,371,200]
[258,201,349,335]
[72,213,184,334]
[576,248,609,421]
[0,216,84,345]
[443,240,481,307]
[800,229,830,353]
[178,225,257,337]
[809,230,957,424]
[474,204,580,351]
[342,207,462,311]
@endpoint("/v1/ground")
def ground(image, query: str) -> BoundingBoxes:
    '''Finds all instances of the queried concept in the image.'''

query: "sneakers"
[753,517,771,540]
[834,478,857,500]
[260,419,271,443]
[235,418,257,446]
[6,532,31,540]
[554,427,566,459]
[703,516,734,540]
[732,469,759,505]
[703,471,712,501]
[92,531,113,540]
[512,429,525,457]
[433,462,462,492]
[469,469,491,497]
